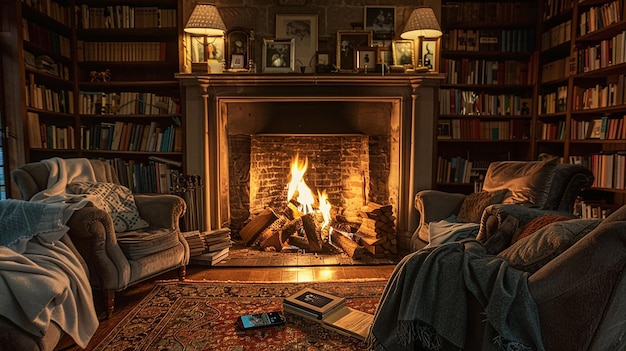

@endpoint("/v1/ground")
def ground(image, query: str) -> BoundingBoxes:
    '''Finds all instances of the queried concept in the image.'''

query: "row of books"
[103,157,181,194]
[570,115,626,140]
[78,91,179,115]
[438,119,530,141]
[187,228,232,266]
[23,0,71,25]
[538,85,568,114]
[442,59,534,86]
[543,0,574,20]
[573,75,626,110]
[283,287,373,341]
[24,52,71,81]
[574,31,626,74]
[76,41,167,62]
[579,0,622,36]
[81,121,182,153]
[440,89,533,116]
[576,200,618,219]
[539,121,566,141]
[587,152,626,189]
[22,20,71,58]
[27,112,75,149]
[541,20,572,50]
[442,29,535,53]
[436,156,477,184]
[25,79,74,114]
[540,57,569,83]
[442,2,535,23]
[76,5,177,29]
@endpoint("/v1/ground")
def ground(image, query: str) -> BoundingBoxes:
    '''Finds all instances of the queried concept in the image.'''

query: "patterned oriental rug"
[93,280,388,351]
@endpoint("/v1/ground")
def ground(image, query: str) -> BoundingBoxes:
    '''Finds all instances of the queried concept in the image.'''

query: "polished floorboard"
[56,264,396,350]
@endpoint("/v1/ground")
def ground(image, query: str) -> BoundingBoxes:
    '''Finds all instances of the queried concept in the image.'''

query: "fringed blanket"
[30,157,97,205]
[0,200,98,348]
[368,239,544,351]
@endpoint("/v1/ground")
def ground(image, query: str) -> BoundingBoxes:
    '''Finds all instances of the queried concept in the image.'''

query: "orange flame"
[287,154,331,228]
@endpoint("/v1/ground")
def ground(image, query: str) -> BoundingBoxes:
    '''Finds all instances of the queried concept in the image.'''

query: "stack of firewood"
[353,202,397,256]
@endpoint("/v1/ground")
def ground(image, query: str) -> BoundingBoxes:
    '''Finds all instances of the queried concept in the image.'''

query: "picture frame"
[392,39,414,67]
[262,38,296,73]
[316,51,330,66]
[376,46,393,66]
[437,121,452,139]
[336,30,372,72]
[275,14,318,73]
[225,27,253,72]
[421,38,440,72]
[364,6,395,40]
[190,35,224,63]
[356,47,377,72]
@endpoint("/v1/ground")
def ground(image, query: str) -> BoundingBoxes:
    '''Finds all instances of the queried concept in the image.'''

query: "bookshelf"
[15,0,184,193]
[437,0,538,192]
[537,0,626,209]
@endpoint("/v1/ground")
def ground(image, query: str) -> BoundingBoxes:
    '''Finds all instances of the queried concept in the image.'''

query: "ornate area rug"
[93,280,388,351]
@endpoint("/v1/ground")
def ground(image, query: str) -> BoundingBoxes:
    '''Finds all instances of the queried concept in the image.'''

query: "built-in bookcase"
[15,0,184,193]
[437,0,538,193]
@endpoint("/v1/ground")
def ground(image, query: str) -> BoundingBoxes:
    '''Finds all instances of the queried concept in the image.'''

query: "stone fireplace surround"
[176,74,443,253]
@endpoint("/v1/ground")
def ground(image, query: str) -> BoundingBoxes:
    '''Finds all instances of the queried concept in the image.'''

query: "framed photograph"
[364,6,395,40]
[376,46,393,66]
[262,38,296,73]
[336,30,372,72]
[392,39,414,67]
[190,35,224,63]
[437,121,452,139]
[226,27,253,72]
[421,38,440,72]
[356,47,376,72]
[276,14,318,73]
[316,51,330,66]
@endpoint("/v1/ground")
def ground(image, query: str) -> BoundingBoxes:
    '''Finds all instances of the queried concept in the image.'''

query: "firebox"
[176,74,443,253]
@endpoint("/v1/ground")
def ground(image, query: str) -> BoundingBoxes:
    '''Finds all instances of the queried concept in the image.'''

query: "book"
[283,288,374,341]
[190,247,229,266]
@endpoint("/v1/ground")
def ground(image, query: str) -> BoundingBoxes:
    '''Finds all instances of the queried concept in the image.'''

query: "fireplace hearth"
[176,74,443,253]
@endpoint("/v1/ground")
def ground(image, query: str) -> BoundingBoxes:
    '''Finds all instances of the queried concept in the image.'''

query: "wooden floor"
[56,264,396,351]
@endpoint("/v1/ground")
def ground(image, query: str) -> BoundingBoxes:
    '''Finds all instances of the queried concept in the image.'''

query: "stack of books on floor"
[182,230,205,256]
[283,288,374,341]
[188,228,232,266]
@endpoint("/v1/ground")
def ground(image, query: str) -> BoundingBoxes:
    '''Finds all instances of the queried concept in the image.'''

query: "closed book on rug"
[283,288,373,341]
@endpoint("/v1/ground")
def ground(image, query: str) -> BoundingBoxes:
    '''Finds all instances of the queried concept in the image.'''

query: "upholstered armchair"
[11,158,190,318]
[410,159,594,251]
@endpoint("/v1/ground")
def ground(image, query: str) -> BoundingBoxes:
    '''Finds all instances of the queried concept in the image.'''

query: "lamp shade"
[184,3,227,36]
[401,7,442,39]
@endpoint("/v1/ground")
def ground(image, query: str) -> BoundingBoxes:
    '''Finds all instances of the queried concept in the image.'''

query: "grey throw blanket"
[369,239,544,351]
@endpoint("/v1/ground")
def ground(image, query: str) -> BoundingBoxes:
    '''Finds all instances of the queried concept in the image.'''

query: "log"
[240,208,279,245]
[284,202,304,220]
[331,230,364,259]
[301,214,323,252]
[256,217,287,248]
[288,235,309,249]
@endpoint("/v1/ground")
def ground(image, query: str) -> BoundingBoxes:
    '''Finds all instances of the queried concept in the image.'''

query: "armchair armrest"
[134,194,186,229]
[528,221,626,350]
[66,205,131,290]
[412,190,466,247]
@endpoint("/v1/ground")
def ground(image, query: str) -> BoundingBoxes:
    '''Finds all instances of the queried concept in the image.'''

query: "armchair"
[410,160,594,251]
[11,158,190,318]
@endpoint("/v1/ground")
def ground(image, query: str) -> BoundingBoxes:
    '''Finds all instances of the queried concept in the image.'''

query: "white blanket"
[0,200,99,348]
[31,157,97,205]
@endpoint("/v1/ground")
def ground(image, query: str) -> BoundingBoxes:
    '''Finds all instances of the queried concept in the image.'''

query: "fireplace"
[176,74,442,253]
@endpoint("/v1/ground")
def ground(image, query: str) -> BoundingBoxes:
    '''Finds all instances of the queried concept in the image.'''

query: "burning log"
[240,208,279,245]
[330,228,364,259]
[284,202,304,220]
[301,213,323,252]
[288,235,309,249]
[256,217,288,251]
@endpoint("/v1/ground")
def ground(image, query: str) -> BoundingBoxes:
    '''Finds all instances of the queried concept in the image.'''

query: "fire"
[286,154,332,229]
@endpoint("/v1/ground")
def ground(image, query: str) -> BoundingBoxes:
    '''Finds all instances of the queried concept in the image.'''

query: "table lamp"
[184,3,227,72]
[400,7,442,72]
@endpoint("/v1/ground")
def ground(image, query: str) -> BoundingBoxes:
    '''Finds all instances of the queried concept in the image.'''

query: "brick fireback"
[228,134,391,231]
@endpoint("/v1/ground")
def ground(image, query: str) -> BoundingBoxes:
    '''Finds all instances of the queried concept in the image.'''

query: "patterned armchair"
[11,158,190,318]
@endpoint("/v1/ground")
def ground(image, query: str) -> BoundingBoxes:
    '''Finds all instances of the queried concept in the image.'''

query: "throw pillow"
[511,214,572,244]
[482,158,558,208]
[498,219,601,274]
[67,182,150,232]
[456,189,508,223]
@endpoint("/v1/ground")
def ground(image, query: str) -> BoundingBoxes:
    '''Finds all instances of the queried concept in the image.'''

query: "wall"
[182,0,441,72]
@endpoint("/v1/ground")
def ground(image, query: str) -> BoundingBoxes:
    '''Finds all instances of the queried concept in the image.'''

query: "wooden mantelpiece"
[176,73,444,253]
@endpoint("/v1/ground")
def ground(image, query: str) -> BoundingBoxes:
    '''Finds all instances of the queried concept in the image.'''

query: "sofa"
[410,159,594,251]
[370,201,626,350]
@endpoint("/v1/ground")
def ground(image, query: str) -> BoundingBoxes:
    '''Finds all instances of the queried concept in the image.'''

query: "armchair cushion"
[456,189,507,223]
[116,228,181,260]
[483,159,558,208]
[67,182,149,232]
[498,218,601,273]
